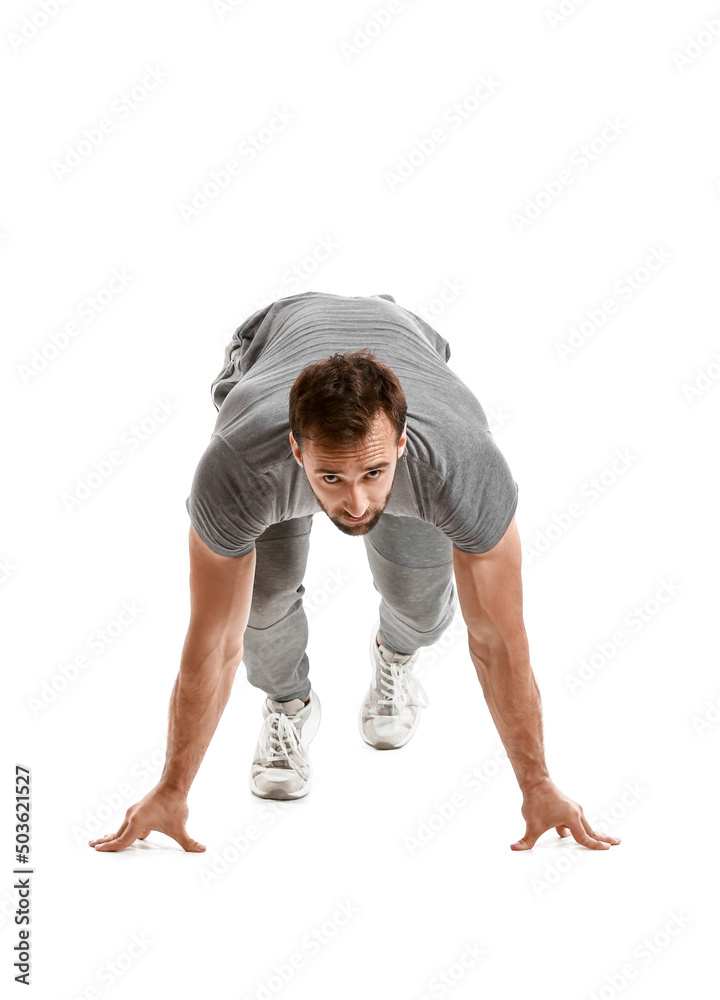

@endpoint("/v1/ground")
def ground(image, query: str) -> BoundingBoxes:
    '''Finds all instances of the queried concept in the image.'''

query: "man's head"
[288,349,407,536]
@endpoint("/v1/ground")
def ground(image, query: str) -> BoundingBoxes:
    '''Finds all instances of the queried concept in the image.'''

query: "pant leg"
[362,514,457,655]
[242,515,314,703]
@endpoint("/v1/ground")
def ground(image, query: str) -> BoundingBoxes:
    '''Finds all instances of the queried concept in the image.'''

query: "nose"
[342,486,368,517]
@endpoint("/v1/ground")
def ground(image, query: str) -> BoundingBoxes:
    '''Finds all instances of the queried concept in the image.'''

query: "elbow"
[182,626,245,675]
[468,626,529,671]
[468,628,502,670]
[214,641,244,672]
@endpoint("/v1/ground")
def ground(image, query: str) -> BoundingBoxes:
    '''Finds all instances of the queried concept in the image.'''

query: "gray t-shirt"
[186,291,519,558]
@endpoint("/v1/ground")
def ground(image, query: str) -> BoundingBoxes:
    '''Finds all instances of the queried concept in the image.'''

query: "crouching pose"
[89,291,621,855]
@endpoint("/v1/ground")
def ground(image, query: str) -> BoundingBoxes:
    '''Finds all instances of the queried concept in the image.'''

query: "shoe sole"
[249,692,322,800]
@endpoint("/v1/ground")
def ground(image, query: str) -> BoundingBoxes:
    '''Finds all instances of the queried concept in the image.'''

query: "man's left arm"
[452,515,621,852]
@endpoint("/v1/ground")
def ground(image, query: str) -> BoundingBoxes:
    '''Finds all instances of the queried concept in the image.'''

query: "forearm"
[468,630,549,793]
[158,635,242,796]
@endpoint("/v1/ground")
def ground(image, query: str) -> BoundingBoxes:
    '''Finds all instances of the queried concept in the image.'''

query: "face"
[290,412,407,536]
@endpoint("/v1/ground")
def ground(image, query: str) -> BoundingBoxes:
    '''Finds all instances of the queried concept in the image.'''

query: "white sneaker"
[249,690,321,800]
[359,619,429,750]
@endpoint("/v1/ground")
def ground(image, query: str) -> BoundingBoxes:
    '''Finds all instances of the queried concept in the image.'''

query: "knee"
[388,580,457,638]
[389,603,445,638]
[247,590,304,632]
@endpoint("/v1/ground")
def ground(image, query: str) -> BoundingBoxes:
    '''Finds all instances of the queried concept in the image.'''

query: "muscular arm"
[452,516,620,851]
[161,528,256,794]
[452,516,548,790]
[90,526,256,852]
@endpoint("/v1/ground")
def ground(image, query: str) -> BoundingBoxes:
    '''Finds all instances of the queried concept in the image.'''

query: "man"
[89,291,620,854]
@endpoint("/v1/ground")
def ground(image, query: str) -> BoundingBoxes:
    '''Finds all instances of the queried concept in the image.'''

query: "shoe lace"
[377,657,429,711]
[260,711,310,772]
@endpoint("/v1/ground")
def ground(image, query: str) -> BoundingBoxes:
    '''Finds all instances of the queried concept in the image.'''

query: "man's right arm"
[89,526,256,853]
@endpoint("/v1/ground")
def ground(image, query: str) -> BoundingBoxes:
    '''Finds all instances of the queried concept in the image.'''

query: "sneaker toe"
[250,765,309,800]
[361,708,418,750]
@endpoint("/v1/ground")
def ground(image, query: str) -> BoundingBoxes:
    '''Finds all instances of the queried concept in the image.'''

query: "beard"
[314,464,398,537]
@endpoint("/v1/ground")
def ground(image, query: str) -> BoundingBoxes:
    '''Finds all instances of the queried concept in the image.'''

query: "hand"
[88,784,206,853]
[510,777,622,851]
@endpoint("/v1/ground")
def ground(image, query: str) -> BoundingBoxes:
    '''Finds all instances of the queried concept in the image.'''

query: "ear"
[289,431,303,466]
[397,421,407,458]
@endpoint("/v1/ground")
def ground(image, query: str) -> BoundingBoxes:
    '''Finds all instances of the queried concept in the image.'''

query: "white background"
[2,1,718,997]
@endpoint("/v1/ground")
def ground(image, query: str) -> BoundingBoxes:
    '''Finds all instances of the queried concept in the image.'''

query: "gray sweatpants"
[242,513,458,703]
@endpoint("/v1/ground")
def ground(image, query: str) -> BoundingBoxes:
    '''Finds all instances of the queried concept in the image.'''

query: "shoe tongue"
[268,696,306,715]
[378,642,410,665]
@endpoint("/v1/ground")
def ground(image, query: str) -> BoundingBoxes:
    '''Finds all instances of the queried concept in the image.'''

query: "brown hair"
[288,348,407,451]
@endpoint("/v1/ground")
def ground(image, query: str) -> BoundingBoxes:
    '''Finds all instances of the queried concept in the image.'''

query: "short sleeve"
[432,429,519,554]
[185,435,268,558]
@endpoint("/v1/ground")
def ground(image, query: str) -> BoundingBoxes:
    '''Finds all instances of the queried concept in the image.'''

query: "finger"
[568,819,610,850]
[582,826,621,844]
[93,822,141,852]
[89,824,127,847]
[580,814,621,846]
[171,824,206,853]
[555,825,571,837]
[137,830,151,840]
[510,824,542,851]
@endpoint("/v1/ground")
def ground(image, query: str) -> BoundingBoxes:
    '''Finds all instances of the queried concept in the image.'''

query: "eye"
[321,470,382,484]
